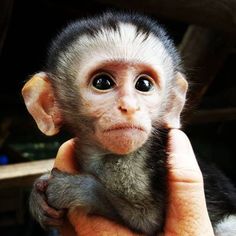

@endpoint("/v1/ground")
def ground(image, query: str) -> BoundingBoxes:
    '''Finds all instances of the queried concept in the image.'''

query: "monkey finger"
[42,201,65,219]
[35,179,49,192]
[34,189,65,219]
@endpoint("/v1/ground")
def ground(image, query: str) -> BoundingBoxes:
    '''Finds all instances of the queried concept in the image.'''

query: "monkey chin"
[97,129,149,155]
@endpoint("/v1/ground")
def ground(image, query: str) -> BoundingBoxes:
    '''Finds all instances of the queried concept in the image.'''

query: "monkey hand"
[46,168,76,210]
[46,168,98,211]
[29,173,65,229]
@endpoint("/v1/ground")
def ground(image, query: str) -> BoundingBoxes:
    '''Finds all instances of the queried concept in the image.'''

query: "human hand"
[54,130,214,236]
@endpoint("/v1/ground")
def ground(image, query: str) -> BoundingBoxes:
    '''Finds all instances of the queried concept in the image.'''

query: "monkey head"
[22,14,188,155]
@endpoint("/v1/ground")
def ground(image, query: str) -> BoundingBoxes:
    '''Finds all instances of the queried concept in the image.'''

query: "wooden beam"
[179,26,235,119]
[98,0,236,35]
[0,0,14,55]
[0,159,54,189]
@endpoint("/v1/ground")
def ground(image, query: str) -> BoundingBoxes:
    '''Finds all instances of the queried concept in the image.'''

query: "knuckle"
[41,204,50,214]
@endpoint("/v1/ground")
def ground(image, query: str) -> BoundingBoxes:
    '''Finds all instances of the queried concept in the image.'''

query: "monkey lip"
[104,124,145,133]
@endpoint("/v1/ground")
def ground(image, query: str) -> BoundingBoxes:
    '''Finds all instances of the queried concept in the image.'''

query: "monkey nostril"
[118,105,140,114]
[119,106,127,112]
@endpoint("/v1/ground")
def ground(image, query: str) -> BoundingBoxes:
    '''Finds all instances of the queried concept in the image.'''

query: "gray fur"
[46,142,164,235]
[29,11,236,235]
[29,174,51,229]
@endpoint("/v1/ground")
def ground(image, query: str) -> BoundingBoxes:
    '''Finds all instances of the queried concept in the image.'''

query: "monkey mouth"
[98,123,149,154]
[104,124,145,133]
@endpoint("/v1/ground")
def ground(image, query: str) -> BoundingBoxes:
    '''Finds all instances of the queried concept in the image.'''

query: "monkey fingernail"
[46,208,65,219]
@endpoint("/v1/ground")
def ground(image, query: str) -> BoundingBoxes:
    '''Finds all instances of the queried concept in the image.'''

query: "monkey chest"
[97,156,154,204]
[80,154,164,234]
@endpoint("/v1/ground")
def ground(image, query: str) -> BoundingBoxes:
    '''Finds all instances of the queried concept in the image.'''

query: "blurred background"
[0,0,235,235]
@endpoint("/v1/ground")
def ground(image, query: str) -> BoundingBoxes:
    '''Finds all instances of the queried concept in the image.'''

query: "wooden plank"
[179,26,235,120]
[0,0,14,55]
[98,0,236,35]
[0,159,54,189]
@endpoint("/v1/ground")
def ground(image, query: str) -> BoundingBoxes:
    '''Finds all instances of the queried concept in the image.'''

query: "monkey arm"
[46,169,116,218]
[29,174,65,228]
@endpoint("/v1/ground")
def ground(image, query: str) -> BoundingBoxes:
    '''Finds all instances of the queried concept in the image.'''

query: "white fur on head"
[69,23,187,129]
[57,23,175,89]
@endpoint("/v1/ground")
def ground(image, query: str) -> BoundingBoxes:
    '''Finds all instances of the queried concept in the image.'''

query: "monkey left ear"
[22,72,62,136]
[164,72,188,129]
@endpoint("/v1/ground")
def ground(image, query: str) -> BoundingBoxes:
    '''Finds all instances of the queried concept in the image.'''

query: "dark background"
[0,0,235,235]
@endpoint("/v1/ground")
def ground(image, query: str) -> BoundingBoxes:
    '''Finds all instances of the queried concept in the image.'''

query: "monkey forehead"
[70,23,174,82]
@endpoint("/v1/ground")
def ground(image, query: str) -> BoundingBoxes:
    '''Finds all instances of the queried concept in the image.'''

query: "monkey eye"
[135,75,154,92]
[92,74,115,91]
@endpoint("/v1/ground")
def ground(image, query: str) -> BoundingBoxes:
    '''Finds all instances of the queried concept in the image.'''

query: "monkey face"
[22,20,187,152]
[77,61,164,155]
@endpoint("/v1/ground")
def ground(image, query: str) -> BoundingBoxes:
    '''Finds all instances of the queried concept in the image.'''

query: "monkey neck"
[74,132,152,174]
[74,127,169,174]
[75,136,130,161]
[75,140,148,176]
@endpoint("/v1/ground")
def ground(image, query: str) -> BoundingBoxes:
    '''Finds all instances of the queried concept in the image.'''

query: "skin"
[76,61,161,155]
[38,129,214,236]
[22,15,194,233]
[23,16,235,234]
[165,129,214,236]
[26,69,212,235]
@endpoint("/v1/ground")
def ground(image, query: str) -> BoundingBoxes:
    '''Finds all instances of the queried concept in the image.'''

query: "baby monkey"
[22,12,236,235]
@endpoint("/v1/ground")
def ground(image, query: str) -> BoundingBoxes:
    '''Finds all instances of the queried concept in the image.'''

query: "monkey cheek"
[98,130,148,155]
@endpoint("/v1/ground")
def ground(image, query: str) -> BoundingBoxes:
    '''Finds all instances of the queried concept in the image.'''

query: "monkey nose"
[118,97,140,115]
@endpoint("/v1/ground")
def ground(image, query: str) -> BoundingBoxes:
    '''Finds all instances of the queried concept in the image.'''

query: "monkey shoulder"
[92,151,156,202]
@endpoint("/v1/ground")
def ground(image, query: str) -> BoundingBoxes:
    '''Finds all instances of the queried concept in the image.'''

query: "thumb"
[164,129,214,236]
[53,138,79,174]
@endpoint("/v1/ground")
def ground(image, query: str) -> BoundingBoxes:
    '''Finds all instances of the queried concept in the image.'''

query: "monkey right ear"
[163,72,188,129]
[22,72,62,136]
